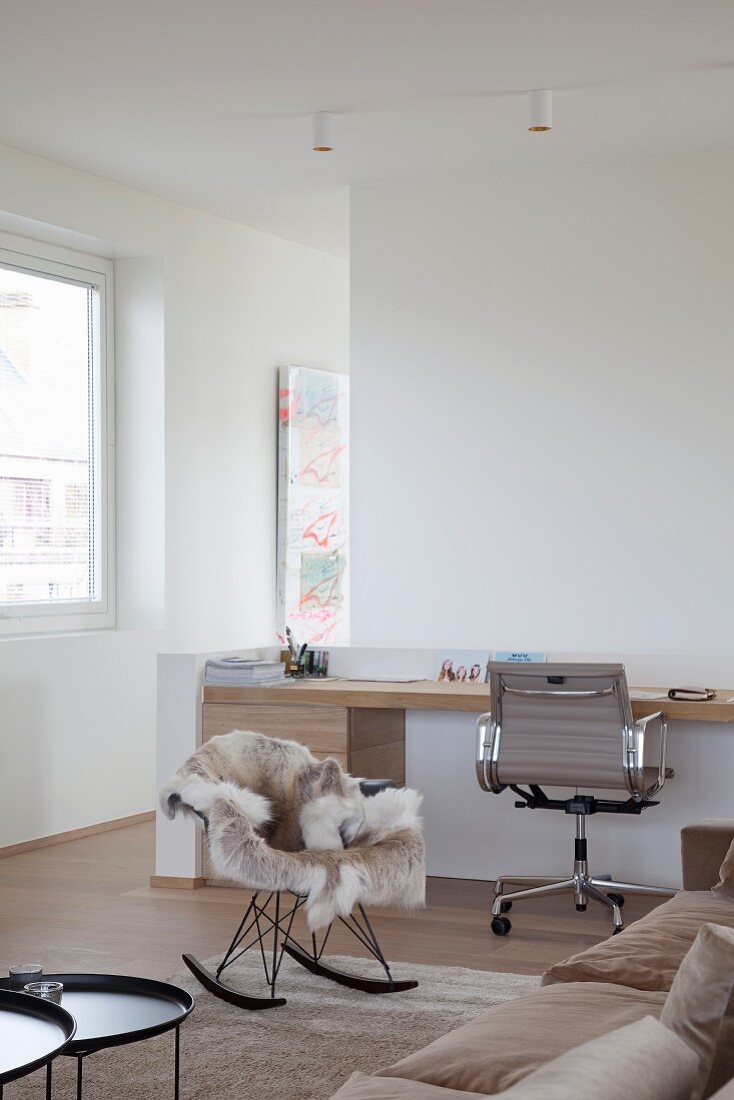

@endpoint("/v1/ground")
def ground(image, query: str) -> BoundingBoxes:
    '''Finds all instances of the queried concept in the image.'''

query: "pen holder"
[280,650,302,677]
[305,649,329,677]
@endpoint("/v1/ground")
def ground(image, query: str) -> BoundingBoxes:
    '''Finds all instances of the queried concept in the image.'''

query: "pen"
[285,626,297,659]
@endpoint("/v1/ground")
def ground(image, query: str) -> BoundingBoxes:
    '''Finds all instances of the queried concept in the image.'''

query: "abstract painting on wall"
[277,365,349,645]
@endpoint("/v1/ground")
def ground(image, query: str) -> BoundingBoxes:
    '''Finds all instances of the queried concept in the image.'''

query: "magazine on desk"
[204,658,286,686]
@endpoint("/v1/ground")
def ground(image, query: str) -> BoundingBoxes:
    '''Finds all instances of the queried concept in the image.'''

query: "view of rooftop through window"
[0,263,98,605]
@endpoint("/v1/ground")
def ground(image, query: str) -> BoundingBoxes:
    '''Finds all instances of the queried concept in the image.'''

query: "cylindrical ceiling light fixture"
[312,112,334,152]
[528,89,552,132]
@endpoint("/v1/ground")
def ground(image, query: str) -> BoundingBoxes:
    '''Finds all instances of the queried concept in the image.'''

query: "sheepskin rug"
[161,729,426,930]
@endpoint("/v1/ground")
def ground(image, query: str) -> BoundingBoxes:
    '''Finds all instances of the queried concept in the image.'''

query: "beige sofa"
[331,821,734,1100]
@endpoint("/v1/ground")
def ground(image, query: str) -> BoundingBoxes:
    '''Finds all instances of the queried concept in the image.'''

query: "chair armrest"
[632,711,667,799]
[681,820,734,891]
[476,711,499,793]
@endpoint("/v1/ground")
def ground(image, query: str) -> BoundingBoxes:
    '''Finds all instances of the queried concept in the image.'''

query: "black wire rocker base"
[182,890,419,1010]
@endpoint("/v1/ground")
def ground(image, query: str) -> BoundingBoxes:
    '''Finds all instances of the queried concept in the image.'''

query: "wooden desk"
[203,679,734,723]
[202,677,734,801]
[192,677,734,888]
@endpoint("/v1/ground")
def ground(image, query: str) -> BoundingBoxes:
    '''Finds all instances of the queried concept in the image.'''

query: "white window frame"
[0,232,115,636]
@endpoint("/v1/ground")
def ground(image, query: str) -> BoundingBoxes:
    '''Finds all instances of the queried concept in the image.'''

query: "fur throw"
[161,729,425,930]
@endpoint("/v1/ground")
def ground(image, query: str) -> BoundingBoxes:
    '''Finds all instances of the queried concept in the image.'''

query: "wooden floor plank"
[0,822,661,980]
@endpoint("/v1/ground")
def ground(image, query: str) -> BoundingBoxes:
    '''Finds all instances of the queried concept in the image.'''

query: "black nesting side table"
[0,989,76,1098]
[0,974,194,1099]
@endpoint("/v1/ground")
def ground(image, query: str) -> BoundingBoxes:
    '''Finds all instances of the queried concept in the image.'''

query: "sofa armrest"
[681,820,734,891]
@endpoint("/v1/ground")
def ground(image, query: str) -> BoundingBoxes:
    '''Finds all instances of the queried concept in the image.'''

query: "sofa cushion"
[496,1016,698,1100]
[332,1018,698,1100]
[542,890,734,992]
[681,821,734,892]
[661,923,734,1099]
[713,837,734,900]
[377,981,666,1096]
[331,1073,485,1098]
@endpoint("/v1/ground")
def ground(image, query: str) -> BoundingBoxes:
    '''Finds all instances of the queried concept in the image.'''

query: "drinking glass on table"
[9,963,43,991]
[24,981,63,1005]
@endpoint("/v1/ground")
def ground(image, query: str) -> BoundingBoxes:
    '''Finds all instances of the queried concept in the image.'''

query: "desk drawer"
[202,702,348,756]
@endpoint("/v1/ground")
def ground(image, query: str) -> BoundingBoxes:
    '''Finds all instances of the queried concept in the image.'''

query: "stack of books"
[204,658,286,686]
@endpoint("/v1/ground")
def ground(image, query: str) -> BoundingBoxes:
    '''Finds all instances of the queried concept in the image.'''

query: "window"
[0,236,114,634]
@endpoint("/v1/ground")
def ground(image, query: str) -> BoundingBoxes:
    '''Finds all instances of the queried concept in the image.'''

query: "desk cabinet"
[201,700,406,884]
[203,702,351,769]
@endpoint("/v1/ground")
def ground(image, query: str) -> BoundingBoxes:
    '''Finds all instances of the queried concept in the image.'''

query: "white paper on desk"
[630,691,668,701]
[347,677,423,683]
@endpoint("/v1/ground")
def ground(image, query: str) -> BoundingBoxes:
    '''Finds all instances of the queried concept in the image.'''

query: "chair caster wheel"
[607,893,625,907]
[491,916,512,936]
[500,900,512,913]
[576,903,587,912]
[612,926,624,936]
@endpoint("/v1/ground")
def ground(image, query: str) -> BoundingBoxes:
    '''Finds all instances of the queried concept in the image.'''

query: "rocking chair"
[161,731,425,1010]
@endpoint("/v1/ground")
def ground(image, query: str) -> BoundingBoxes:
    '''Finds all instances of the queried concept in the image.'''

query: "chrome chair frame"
[476,663,673,935]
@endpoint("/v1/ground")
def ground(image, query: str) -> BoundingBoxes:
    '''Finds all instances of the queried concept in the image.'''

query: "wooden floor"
[0,822,661,979]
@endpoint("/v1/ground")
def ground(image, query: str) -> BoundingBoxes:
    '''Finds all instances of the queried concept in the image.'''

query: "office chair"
[476,662,672,936]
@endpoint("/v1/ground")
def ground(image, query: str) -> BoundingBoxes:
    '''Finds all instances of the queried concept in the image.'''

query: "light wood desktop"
[203,678,734,721]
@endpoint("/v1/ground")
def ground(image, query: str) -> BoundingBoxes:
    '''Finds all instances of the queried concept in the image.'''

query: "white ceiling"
[1,1,733,256]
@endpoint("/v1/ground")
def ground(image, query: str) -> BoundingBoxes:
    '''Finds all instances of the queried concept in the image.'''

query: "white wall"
[114,256,165,632]
[1,632,159,841]
[0,143,348,848]
[350,151,734,658]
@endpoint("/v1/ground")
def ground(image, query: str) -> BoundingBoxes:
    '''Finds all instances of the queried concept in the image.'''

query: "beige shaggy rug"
[9,956,539,1099]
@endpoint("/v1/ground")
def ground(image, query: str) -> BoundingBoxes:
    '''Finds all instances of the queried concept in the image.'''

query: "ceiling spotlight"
[528,89,552,132]
[312,112,334,152]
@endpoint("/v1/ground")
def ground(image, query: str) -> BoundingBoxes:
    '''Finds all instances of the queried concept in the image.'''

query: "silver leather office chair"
[476,662,673,936]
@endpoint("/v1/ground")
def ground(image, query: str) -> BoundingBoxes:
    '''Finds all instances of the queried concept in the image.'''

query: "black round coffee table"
[0,988,76,1097]
[0,974,194,1099]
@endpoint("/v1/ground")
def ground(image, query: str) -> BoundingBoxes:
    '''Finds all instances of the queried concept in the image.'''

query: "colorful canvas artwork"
[277,366,349,645]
